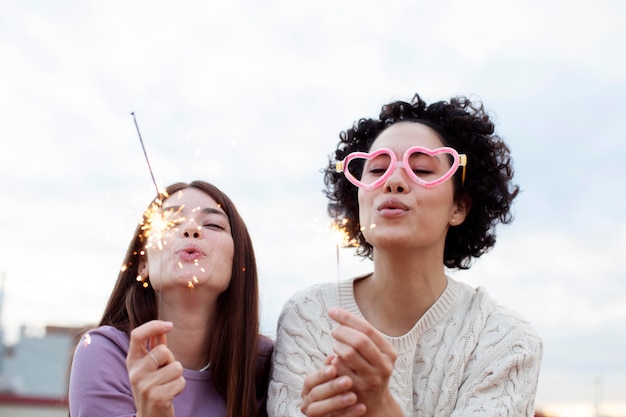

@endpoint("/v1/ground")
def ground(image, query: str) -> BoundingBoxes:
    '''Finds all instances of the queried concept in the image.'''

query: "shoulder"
[73,325,130,360]
[284,281,337,306]
[69,326,130,391]
[258,334,274,357]
[273,282,339,355]
[454,281,542,353]
[71,326,130,378]
[69,326,135,416]
[276,281,338,328]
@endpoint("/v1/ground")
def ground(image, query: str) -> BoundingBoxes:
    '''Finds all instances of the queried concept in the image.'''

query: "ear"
[138,258,149,279]
[450,194,471,226]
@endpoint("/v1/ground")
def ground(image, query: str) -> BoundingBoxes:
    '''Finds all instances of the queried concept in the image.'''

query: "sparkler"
[131,112,160,197]
[330,218,357,307]
[131,112,166,318]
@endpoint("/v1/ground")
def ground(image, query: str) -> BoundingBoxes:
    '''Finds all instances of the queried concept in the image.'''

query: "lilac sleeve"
[69,327,137,417]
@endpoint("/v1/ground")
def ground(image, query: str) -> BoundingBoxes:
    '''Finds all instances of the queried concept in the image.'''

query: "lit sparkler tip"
[331,218,357,248]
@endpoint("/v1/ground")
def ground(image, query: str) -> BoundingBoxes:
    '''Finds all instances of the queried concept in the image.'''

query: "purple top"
[69,325,271,417]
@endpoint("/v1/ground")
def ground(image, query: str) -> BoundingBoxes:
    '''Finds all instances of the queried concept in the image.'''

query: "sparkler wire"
[336,238,343,309]
[131,112,160,197]
[131,112,163,320]
[332,220,347,309]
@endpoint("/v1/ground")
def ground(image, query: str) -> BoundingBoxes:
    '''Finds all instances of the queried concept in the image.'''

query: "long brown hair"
[99,180,270,417]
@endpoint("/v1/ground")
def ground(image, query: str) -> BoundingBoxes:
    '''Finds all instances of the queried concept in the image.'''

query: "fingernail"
[328,307,338,317]
[342,393,355,404]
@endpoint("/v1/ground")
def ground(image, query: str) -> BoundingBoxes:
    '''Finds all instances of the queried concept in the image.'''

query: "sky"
[1,0,625,415]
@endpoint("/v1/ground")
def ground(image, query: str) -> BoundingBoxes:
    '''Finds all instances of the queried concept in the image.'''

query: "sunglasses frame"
[336,146,467,190]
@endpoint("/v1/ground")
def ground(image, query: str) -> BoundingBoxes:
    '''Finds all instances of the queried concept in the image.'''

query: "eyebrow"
[163,205,228,217]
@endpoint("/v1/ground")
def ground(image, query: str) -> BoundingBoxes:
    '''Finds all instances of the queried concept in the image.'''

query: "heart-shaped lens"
[345,152,393,190]
[403,147,458,187]
[339,147,462,189]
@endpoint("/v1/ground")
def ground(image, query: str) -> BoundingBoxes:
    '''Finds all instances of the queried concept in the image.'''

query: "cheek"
[215,240,235,271]
[357,191,373,222]
[144,248,166,277]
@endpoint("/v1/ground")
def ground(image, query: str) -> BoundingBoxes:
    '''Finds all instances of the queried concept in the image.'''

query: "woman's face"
[143,187,234,294]
[358,122,467,254]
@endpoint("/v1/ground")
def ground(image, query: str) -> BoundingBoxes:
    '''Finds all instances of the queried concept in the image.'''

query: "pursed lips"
[176,244,206,261]
[377,198,409,217]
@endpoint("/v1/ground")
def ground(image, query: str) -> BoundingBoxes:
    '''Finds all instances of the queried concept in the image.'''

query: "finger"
[145,343,177,369]
[331,326,381,371]
[303,392,363,417]
[301,375,357,416]
[127,320,173,362]
[330,309,397,365]
[329,308,392,354]
[148,351,159,368]
[131,363,186,410]
[303,365,337,397]
[332,355,357,380]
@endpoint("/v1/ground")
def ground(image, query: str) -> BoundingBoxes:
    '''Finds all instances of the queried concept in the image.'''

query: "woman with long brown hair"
[70,180,272,417]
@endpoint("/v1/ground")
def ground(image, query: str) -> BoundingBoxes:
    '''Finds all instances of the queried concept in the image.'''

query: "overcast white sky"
[1,0,625,414]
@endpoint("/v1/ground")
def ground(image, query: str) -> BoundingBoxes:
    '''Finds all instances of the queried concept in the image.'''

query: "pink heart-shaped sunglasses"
[335,146,467,190]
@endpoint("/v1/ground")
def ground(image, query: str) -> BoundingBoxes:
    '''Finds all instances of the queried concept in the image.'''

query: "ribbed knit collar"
[337,276,460,354]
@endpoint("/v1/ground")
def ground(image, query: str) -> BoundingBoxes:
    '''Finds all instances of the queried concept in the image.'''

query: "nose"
[384,161,410,193]
[181,219,202,239]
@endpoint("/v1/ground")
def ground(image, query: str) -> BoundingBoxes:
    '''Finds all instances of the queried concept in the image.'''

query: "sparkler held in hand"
[131,112,160,197]
[130,112,169,318]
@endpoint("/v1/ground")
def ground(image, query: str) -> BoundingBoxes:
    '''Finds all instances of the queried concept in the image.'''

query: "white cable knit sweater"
[268,276,542,417]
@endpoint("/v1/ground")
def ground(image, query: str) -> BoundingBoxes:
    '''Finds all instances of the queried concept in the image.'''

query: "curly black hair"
[323,93,519,269]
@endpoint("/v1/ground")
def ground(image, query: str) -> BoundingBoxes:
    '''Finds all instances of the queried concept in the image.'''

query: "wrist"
[370,390,403,417]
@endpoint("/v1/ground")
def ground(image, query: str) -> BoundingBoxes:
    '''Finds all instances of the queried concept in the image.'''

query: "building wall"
[0,394,68,417]
[0,403,68,417]
[1,325,87,397]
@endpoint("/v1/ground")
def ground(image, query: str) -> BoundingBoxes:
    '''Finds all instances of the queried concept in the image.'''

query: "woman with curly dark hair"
[268,94,542,417]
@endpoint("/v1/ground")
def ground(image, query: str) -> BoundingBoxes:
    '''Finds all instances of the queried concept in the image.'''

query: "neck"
[354,247,447,336]
[157,288,216,370]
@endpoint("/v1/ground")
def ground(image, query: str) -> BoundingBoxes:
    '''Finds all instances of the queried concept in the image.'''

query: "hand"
[301,355,366,417]
[126,320,185,417]
[328,308,402,416]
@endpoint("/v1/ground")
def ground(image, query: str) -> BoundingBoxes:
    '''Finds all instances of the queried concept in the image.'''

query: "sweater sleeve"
[69,327,137,417]
[267,286,337,417]
[448,313,543,417]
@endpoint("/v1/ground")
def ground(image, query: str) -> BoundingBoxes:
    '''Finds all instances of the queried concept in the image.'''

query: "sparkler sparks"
[131,112,168,318]
[331,218,355,249]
